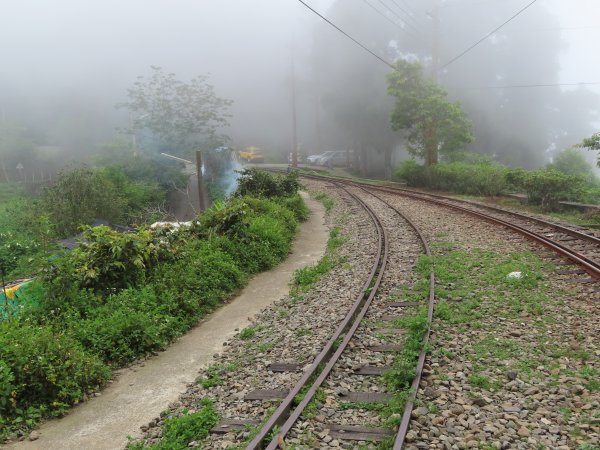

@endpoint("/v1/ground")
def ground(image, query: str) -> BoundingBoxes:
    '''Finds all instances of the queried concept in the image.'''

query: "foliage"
[549,147,594,178]
[579,132,600,166]
[395,160,507,196]
[429,162,508,196]
[234,168,300,198]
[0,191,307,440]
[510,168,587,210]
[43,226,163,296]
[121,66,232,156]
[0,322,110,431]
[39,167,124,237]
[313,191,334,212]
[395,159,428,187]
[387,60,473,166]
[128,400,219,450]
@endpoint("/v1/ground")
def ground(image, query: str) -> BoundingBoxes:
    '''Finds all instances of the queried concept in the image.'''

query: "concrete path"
[4,193,327,450]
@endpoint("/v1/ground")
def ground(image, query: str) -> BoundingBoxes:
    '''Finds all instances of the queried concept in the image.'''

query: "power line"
[486,81,600,89]
[297,0,397,71]
[360,0,420,40]
[385,0,422,29]
[375,0,422,35]
[439,0,537,71]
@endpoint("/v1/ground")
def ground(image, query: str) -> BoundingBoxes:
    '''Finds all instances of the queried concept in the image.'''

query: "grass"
[312,191,334,212]
[290,227,346,298]
[198,363,238,388]
[127,399,219,449]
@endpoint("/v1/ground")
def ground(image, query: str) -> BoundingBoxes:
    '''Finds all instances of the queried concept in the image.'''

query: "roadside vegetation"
[396,148,600,212]
[0,168,306,442]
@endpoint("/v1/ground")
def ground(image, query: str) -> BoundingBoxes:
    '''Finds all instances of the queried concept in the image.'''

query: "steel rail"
[296,172,600,279]
[245,185,387,449]
[292,169,600,245]
[354,186,436,449]
[363,184,600,279]
[261,186,389,449]
[369,184,600,245]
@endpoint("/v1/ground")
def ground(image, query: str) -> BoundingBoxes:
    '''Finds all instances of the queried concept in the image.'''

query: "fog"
[1,0,599,178]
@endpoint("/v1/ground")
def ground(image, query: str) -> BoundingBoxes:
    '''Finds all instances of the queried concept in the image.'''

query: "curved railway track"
[242,183,436,449]
[299,172,600,281]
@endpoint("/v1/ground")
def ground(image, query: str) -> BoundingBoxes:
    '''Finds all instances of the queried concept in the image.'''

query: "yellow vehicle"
[238,146,265,163]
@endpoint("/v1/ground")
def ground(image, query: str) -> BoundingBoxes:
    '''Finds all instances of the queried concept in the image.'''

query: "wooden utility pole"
[196,150,209,211]
[291,41,298,168]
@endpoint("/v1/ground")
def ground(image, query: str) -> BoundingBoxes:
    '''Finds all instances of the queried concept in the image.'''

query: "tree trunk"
[384,147,393,180]
[424,122,438,167]
[359,143,367,177]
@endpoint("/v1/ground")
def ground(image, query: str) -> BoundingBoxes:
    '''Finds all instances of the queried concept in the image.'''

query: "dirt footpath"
[4,193,327,450]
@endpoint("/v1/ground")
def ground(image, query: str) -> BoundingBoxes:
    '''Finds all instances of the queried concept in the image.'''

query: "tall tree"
[387,60,473,165]
[579,132,600,166]
[121,66,232,157]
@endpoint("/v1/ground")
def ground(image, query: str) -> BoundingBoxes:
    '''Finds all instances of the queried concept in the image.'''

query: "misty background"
[1,0,599,179]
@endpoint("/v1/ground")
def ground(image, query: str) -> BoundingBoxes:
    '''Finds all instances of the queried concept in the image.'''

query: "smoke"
[223,160,243,197]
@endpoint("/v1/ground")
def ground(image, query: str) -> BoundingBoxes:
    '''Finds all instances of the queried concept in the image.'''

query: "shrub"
[156,240,247,318]
[68,288,167,365]
[429,162,507,196]
[44,226,164,295]
[395,160,428,187]
[39,167,125,237]
[234,168,299,198]
[518,169,586,210]
[0,322,110,419]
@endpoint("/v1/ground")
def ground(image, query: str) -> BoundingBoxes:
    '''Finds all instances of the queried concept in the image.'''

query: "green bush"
[395,160,507,196]
[514,168,587,210]
[395,160,428,187]
[0,322,110,420]
[44,226,164,295]
[156,240,247,318]
[1,191,306,441]
[68,288,167,365]
[234,168,299,198]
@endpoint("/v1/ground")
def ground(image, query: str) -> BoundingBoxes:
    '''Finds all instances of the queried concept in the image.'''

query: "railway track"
[298,172,600,281]
[234,184,436,449]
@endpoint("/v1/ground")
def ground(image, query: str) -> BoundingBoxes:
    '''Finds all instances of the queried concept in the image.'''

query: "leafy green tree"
[549,147,594,178]
[580,132,600,166]
[120,66,232,156]
[39,168,125,237]
[387,60,473,166]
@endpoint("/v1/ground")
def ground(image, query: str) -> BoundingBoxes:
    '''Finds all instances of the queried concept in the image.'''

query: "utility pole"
[196,150,209,211]
[291,40,298,168]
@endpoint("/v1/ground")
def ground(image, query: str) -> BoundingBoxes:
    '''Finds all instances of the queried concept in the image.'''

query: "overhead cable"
[439,0,537,71]
[486,81,600,89]
[297,0,397,71]
[360,0,420,40]
[375,0,422,35]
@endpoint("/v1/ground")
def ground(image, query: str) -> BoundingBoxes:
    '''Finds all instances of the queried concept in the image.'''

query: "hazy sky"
[0,0,599,151]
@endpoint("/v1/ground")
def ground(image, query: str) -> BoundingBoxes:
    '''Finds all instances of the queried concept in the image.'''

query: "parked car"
[306,152,329,165]
[319,150,353,167]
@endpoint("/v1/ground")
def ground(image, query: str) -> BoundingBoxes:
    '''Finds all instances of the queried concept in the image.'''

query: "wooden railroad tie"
[245,389,289,401]
[268,362,302,372]
[367,344,403,352]
[210,418,259,434]
[353,365,390,376]
[326,424,394,442]
[339,391,392,403]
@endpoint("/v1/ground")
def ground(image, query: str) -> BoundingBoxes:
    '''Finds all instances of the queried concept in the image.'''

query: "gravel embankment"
[283,186,430,449]
[134,182,381,449]
[378,191,599,450]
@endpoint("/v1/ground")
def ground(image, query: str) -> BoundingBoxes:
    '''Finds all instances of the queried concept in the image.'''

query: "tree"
[580,132,600,166]
[387,60,473,166]
[549,147,593,177]
[120,66,232,156]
